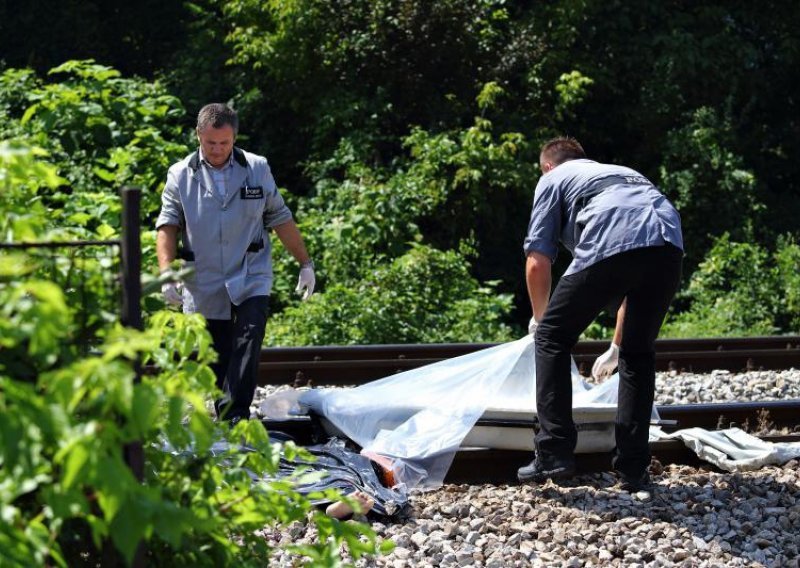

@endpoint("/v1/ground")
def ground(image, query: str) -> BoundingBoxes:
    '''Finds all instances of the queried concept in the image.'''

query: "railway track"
[262,398,800,484]
[258,335,800,386]
[447,400,800,483]
[446,433,800,484]
[256,337,800,482]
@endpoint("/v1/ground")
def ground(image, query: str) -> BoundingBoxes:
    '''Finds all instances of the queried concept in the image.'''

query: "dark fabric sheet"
[167,435,409,520]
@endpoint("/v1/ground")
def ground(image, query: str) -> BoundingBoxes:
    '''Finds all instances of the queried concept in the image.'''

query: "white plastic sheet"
[298,336,619,489]
[263,337,798,487]
[650,426,800,472]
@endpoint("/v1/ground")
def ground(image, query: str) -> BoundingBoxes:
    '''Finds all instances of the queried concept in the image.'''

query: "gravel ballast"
[254,368,800,567]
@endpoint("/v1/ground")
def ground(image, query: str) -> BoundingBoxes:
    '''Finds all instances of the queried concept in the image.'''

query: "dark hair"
[197,103,239,135]
[540,136,586,166]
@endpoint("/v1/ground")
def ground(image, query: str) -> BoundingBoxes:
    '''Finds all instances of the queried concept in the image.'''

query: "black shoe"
[517,457,576,483]
[618,470,651,492]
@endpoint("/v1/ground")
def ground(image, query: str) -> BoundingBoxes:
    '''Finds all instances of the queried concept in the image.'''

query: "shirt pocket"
[246,248,268,276]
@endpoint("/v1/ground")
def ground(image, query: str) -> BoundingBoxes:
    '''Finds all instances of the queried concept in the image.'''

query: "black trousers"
[534,245,682,477]
[206,295,270,421]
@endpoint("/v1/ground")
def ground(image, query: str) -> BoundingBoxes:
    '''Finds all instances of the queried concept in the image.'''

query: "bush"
[267,244,516,345]
[662,234,800,337]
[0,296,387,566]
[0,60,190,231]
[267,100,529,338]
[773,235,800,333]
[1,140,388,567]
[658,107,764,272]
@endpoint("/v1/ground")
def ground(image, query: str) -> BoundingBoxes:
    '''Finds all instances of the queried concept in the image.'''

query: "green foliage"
[554,70,594,122]
[6,3,800,337]
[0,62,194,334]
[662,234,800,337]
[267,244,515,345]
[218,0,528,176]
[289,99,537,283]
[659,107,764,271]
[212,0,800,336]
[0,142,120,346]
[0,69,41,134]
[0,141,65,240]
[0,288,386,565]
[773,236,800,333]
[266,94,528,342]
[1,111,386,568]
[476,81,504,113]
[158,0,242,119]
[0,60,189,231]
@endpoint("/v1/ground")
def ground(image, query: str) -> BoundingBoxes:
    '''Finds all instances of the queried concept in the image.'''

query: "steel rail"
[264,335,800,361]
[445,434,800,484]
[262,335,800,362]
[258,336,800,385]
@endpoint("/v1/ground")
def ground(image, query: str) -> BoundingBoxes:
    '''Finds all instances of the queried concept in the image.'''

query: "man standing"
[518,136,683,490]
[156,103,315,423]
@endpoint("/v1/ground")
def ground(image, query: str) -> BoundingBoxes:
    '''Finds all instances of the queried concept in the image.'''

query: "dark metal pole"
[120,187,144,479]
[119,187,146,567]
[121,187,143,335]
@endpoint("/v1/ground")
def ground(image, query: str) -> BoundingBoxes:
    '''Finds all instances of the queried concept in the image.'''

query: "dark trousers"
[534,245,682,477]
[206,295,270,421]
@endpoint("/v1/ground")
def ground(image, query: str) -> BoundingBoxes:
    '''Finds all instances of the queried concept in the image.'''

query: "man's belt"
[177,240,264,262]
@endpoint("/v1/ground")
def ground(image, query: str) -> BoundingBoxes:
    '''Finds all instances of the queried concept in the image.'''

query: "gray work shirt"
[523,159,683,275]
[156,147,293,319]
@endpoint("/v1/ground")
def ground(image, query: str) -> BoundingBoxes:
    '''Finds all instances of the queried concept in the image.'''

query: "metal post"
[121,187,143,334]
[119,187,146,567]
[120,187,144,480]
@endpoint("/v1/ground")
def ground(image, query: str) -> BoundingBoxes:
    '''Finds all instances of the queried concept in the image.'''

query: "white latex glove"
[592,342,620,379]
[528,316,538,335]
[296,262,315,300]
[162,281,183,306]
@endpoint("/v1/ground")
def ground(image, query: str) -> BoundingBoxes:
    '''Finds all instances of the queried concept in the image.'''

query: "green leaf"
[62,443,91,489]
[95,223,116,239]
[20,103,39,124]
[66,212,92,226]
[131,383,161,436]
[150,501,193,548]
[109,495,149,566]
[92,166,117,182]
[95,456,134,520]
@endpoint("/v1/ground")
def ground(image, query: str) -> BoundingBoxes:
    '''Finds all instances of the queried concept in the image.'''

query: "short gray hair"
[197,103,239,135]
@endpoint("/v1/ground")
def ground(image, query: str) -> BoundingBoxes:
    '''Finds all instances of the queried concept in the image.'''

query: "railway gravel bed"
[254,368,800,567]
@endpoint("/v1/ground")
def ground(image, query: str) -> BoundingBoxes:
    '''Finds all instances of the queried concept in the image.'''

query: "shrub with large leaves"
[267,244,515,345]
[0,289,388,565]
[662,234,800,337]
[1,60,190,232]
[1,139,389,567]
[659,107,765,272]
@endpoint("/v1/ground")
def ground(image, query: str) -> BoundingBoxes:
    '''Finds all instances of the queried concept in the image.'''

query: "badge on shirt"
[240,186,264,199]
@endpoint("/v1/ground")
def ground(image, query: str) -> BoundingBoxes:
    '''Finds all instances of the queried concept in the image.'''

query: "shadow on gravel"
[532,461,800,566]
